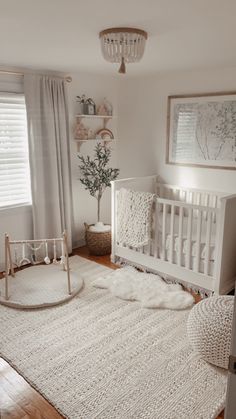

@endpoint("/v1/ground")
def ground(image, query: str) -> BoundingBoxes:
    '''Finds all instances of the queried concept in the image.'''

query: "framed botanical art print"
[166,92,236,169]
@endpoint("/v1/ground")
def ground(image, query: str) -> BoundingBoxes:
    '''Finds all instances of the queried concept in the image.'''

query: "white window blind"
[0,93,32,208]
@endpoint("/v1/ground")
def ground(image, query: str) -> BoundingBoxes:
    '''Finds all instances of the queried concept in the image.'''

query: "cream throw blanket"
[117,188,155,248]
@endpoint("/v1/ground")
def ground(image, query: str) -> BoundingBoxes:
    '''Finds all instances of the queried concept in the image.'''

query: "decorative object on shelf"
[97,103,109,116]
[99,27,148,74]
[167,91,236,170]
[76,95,96,115]
[78,143,119,255]
[84,98,96,115]
[76,94,86,114]
[96,97,113,116]
[103,97,113,116]
[95,128,114,140]
[74,121,89,140]
[87,128,94,139]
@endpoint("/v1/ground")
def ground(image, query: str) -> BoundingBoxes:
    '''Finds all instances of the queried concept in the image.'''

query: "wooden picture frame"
[166,92,236,170]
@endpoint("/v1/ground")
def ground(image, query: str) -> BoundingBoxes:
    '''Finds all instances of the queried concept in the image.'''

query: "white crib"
[111,175,236,295]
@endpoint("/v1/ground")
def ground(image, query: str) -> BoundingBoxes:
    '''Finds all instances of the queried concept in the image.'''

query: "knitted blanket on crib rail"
[117,188,155,248]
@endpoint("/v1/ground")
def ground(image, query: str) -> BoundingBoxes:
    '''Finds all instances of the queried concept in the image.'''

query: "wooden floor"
[72,246,119,270]
[0,247,224,419]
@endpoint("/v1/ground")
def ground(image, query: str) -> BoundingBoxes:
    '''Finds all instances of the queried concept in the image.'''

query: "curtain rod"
[0,69,72,82]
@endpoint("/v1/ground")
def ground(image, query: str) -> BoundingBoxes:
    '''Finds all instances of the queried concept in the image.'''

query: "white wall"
[117,67,236,193]
[67,72,119,247]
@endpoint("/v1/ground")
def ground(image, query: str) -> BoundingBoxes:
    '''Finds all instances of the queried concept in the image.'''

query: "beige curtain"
[24,75,73,251]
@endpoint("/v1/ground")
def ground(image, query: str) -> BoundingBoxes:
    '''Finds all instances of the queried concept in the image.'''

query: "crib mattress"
[158,243,215,276]
[158,212,217,239]
[157,213,216,263]
[164,234,215,261]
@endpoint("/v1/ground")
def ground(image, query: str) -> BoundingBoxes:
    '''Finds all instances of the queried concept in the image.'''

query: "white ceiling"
[1,0,236,77]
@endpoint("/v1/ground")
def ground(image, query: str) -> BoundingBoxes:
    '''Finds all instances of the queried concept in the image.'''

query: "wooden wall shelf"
[74,112,117,150]
[76,114,116,119]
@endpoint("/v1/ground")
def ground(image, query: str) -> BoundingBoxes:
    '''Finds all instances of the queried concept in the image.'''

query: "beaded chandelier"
[99,27,148,74]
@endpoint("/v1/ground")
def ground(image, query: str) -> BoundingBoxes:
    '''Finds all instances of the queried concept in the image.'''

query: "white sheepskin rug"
[92,266,194,309]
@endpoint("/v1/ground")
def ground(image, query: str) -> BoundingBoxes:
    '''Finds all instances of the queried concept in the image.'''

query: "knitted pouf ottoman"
[187,296,234,369]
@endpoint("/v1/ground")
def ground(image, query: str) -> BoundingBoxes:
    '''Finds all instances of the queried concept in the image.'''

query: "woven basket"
[84,223,111,256]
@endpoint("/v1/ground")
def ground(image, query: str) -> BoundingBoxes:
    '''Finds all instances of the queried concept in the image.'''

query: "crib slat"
[162,203,167,260]
[183,190,187,203]
[181,189,186,202]
[213,194,217,222]
[213,194,217,208]
[154,200,159,258]
[204,211,212,275]
[201,192,205,206]
[185,190,189,203]
[178,206,184,266]
[186,190,190,204]
[194,209,202,272]
[147,218,152,255]
[197,192,201,206]
[150,205,154,257]
[190,191,193,205]
[139,245,145,254]
[169,205,175,263]
[147,242,151,256]
[204,193,210,221]
[186,208,193,269]
[190,192,194,205]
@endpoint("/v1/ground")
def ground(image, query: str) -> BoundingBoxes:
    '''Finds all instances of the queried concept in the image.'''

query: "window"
[0,93,32,208]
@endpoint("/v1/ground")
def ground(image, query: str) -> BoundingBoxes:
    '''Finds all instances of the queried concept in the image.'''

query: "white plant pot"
[95,222,104,229]
[89,222,111,233]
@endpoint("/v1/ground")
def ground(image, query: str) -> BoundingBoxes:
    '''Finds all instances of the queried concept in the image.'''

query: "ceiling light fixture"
[99,27,148,74]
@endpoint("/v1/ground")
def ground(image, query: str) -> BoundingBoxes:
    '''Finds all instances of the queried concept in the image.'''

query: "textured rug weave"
[0,256,227,419]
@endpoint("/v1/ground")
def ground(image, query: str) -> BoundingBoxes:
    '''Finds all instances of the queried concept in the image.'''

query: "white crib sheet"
[157,213,217,261]
[165,235,215,261]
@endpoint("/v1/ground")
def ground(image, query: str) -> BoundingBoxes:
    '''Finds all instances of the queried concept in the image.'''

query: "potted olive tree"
[78,143,119,255]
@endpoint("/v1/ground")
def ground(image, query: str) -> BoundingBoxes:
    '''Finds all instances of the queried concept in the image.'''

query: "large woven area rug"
[0,256,227,419]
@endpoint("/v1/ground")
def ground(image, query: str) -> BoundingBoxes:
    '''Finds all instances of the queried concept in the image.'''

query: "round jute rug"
[0,264,83,309]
